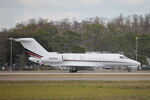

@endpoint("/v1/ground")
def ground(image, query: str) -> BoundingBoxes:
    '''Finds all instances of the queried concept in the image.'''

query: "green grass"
[0,81,150,100]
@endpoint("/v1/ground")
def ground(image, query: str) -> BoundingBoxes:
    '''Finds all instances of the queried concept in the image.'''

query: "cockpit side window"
[120,56,128,59]
[120,56,124,59]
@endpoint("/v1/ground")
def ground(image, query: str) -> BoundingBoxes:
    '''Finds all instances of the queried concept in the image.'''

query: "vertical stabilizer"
[13,38,48,57]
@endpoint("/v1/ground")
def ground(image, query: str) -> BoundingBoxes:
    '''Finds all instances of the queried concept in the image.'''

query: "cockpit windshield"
[119,56,129,59]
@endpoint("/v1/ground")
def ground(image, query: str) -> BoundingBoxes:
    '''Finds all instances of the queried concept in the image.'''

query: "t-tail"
[13,38,49,58]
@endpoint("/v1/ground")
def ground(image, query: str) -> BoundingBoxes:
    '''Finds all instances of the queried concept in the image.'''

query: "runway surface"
[0,72,150,75]
[0,72,150,81]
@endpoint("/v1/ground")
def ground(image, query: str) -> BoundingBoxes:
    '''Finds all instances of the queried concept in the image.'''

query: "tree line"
[0,14,150,69]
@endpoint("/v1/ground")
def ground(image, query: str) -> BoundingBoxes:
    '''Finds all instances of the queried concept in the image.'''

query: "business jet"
[13,38,141,72]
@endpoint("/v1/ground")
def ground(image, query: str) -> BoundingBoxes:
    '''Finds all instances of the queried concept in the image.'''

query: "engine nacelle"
[29,57,41,63]
[41,55,63,63]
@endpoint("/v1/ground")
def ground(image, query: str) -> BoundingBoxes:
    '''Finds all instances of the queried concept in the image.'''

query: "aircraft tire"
[69,69,78,73]
[127,67,132,72]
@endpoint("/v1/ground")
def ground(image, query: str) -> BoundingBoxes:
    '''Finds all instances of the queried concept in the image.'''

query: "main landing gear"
[127,67,132,72]
[69,67,78,73]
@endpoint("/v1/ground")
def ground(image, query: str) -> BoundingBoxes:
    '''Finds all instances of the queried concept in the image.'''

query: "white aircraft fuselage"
[13,38,141,72]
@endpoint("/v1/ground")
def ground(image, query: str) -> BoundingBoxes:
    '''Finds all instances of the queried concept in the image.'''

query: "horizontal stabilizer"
[12,38,33,42]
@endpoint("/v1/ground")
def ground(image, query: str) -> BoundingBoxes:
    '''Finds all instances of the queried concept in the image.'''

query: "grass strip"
[0,80,150,100]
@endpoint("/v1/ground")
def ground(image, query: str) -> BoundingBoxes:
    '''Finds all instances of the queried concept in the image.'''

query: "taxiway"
[0,72,150,81]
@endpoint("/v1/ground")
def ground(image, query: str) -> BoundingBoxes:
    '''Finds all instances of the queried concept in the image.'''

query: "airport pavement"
[0,76,150,81]
[0,72,150,81]
[0,72,150,75]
